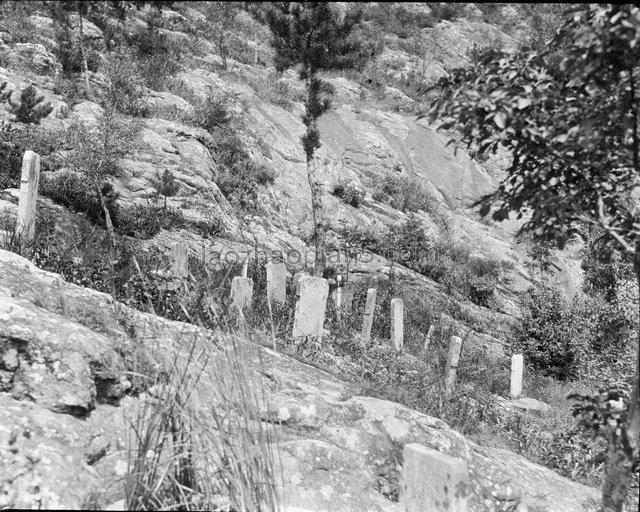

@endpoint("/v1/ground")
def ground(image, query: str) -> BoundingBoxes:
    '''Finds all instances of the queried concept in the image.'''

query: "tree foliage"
[11,85,53,125]
[426,4,640,252]
[422,5,640,510]
[263,2,367,160]
[262,2,370,275]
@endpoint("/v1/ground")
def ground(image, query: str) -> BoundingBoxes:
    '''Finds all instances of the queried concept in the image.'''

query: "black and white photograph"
[0,2,638,511]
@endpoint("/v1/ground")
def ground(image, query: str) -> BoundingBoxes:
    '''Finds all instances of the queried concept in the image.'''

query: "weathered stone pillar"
[444,335,463,395]
[423,324,435,351]
[340,282,355,313]
[360,288,377,344]
[391,298,404,352]
[292,276,328,340]
[510,354,523,398]
[16,150,41,243]
[231,276,253,312]
[400,443,469,512]
[172,243,188,279]
[266,262,287,305]
[241,253,249,278]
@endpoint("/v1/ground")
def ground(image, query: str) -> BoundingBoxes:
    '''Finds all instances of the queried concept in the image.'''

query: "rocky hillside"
[0,249,599,510]
[2,2,626,510]
[0,2,583,322]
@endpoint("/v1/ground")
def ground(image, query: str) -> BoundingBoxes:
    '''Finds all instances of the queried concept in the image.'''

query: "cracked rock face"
[0,249,600,511]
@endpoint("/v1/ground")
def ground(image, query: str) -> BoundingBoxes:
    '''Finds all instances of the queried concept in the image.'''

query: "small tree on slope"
[262,2,370,276]
[422,5,639,510]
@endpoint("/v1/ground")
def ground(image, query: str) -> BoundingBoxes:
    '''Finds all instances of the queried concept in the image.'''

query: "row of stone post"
[173,245,525,396]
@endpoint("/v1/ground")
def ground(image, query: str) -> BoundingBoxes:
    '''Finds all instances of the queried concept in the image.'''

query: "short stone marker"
[16,150,41,243]
[444,335,463,395]
[241,254,249,278]
[423,324,435,351]
[172,243,188,279]
[338,282,355,313]
[400,443,469,512]
[266,262,287,305]
[333,278,355,316]
[231,276,253,312]
[510,354,523,398]
[292,276,329,339]
[360,288,377,343]
[391,298,404,352]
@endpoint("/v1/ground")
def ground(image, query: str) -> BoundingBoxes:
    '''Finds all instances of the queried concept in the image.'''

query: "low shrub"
[426,3,463,23]
[333,222,381,276]
[0,124,25,190]
[151,169,180,208]
[127,12,183,92]
[188,92,234,133]
[332,179,364,207]
[52,75,85,107]
[373,216,506,308]
[102,46,152,117]
[373,174,439,215]
[516,282,597,381]
[116,203,225,240]
[40,171,118,225]
[53,25,103,77]
[244,73,301,110]
[206,127,276,210]
[364,3,436,38]
[9,84,53,124]
[115,204,188,239]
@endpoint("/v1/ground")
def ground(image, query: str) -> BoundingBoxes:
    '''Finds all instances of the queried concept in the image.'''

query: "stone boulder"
[0,42,61,76]
[0,394,101,509]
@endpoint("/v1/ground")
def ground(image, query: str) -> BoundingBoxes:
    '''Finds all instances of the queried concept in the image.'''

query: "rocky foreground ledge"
[0,249,599,511]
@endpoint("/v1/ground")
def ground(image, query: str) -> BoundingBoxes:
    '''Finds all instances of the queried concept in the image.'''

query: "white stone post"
[172,243,188,279]
[292,276,329,340]
[510,354,523,398]
[400,443,469,512]
[341,282,355,313]
[241,253,249,278]
[266,262,287,305]
[16,150,41,243]
[231,276,253,312]
[360,288,377,344]
[444,335,463,395]
[391,298,404,352]
[423,324,435,351]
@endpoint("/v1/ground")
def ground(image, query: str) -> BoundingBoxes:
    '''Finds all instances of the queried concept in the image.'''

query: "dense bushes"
[40,171,223,239]
[517,283,586,380]
[207,126,275,210]
[102,47,152,116]
[126,10,183,91]
[188,91,234,133]
[516,280,636,381]
[514,229,639,382]
[0,83,54,189]
[40,172,118,224]
[372,174,440,215]
[364,4,436,38]
[9,85,53,124]
[334,215,508,308]
[181,89,276,210]
[332,179,364,207]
